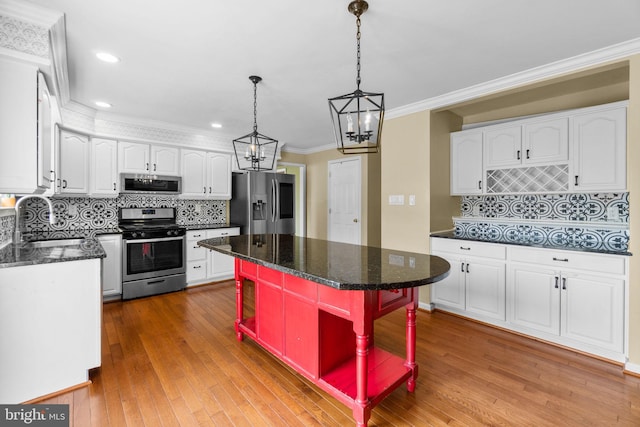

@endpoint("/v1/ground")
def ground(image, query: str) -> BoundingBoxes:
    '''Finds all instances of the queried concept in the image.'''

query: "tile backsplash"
[455,192,630,253]
[2,195,227,240]
[461,193,629,223]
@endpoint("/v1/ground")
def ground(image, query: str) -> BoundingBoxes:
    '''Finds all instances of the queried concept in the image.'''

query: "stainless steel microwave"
[120,173,182,194]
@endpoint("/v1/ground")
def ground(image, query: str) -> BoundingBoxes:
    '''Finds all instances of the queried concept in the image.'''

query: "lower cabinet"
[97,234,122,298]
[431,237,628,362]
[186,227,240,285]
[431,238,506,322]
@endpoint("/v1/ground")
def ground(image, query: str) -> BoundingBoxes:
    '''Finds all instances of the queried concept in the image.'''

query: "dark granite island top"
[197,233,450,290]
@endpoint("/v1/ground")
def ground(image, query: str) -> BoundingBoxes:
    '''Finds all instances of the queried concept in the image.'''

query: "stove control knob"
[167,230,173,236]
[139,232,146,238]
[131,232,137,238]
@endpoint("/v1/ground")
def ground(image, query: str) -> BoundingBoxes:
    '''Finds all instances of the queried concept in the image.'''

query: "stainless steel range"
[119,207,186,300]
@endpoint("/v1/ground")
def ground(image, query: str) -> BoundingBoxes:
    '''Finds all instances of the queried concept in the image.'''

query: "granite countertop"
[183,223,241,231]
[0,238,106,269]
[198,234,451,291]
[430,230,632,256]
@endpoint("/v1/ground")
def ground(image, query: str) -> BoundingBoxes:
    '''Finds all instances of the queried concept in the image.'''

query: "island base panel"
[234,259,418,427]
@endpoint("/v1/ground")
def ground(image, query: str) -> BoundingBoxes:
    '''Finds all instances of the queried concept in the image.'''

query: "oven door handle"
[123,236,185,244]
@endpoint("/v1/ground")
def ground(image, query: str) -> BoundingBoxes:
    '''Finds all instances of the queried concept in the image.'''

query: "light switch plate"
[389,195,404,205]
[409,195,416,206]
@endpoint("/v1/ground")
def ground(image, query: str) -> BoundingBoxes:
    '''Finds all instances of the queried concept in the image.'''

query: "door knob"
[353,218,358,223]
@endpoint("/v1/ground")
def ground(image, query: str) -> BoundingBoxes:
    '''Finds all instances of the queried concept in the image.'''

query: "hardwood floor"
[40,281,640,426]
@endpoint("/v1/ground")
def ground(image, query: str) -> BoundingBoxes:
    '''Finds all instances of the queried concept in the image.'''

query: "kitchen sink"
[25,238,87,248]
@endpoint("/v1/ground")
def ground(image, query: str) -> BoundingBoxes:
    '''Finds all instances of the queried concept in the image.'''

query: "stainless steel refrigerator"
[230,171,295,235]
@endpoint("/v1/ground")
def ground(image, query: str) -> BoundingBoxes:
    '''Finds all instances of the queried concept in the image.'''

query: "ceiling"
[23,0,640,152]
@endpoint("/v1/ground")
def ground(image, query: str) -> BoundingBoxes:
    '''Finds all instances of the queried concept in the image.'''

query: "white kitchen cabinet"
[90,138,118,196]
[508,246,625,356]
[97,234,122,298]
[522,117,568,165]
[431,238,506,321]
[186,227,240,285]
[484,125,522,168]
[0,258,101,403]
[58,130,90,194]
[484,118,568,169]
[118,141,180,175]
[181,149,232,199]
[450,130,483,195]
[0,58,55,195]
[571,106,626,192]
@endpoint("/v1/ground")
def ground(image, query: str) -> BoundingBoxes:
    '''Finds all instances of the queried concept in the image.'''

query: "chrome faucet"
[13,195,56,244]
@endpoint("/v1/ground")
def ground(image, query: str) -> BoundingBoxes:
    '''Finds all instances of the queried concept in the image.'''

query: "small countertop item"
[430,229,632,256]
[197,233,450,290]
[0,238,106,268]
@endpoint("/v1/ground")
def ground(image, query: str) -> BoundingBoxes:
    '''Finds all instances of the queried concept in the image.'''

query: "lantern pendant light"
[328,0,384,154]
[233,75,279,171]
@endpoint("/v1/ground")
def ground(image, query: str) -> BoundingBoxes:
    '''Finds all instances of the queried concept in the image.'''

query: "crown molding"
[283,142,336,155]
[0,0,62,27]
[49,14,69,104]
[386,37,640,120]
[0,45,49,66]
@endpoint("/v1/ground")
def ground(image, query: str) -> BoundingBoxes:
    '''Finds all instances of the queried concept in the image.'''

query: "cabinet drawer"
[207,227,240,238]
[187,243,207,261]
[510,246,626,275]
[187,261,207,282]
[187,230,206,241]
[431,238,506,260]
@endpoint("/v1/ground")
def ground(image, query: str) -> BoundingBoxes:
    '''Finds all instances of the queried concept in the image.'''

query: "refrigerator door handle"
[271,178,277,222]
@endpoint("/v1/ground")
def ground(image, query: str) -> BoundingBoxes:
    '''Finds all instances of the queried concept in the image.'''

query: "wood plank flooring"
[40,281,640,426]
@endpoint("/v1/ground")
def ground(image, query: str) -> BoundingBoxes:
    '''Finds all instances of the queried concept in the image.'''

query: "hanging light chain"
[253,80,258,132]
[356,15,361,89]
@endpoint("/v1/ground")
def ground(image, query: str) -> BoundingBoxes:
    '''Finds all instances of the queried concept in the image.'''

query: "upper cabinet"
[484,118,568,169]
[571,107,626,192]
[181,149,232,199]
[451,102,626,195]
[0,58,56,195]
[451,131,483,195]
[90,138,118,197]
[58,130,90,194]
[118,142,180,175]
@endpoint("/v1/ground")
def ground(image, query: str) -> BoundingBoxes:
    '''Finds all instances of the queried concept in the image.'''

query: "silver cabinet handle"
[478,180,482,190]
[62,179,67,189]
[526,149,530,159]
[562,277,567,290]
[553,257,569,262]
[461,262,464,272]
[113,182,116,191]
[466,263,469,273]
[153,163,157,171]
[203,187,206,194]
[193,265,201,269]
[554,276,559,289]
[209,187,212,193]
[517,150,521,160]
[575,175,579,186]
[146,162,149,171]
[460,246,471,251]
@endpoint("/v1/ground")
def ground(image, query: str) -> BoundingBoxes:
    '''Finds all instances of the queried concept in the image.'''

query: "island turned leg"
[235,276,244,341]
[354,333,371,427]
[405,301,418,392]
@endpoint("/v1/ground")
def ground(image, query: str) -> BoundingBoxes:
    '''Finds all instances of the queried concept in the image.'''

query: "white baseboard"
[624,361,640,375]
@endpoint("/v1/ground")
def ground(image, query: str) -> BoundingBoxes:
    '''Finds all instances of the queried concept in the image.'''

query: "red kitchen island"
[198,234,450,426]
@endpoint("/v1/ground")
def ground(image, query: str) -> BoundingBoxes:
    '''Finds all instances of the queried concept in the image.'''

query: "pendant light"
[328,0,384,154]
[233,75,279,171]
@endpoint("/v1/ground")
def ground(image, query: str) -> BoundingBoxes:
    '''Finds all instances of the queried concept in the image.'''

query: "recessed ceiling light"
[96,52,120,63]
[95,101,112,108]
[211,123,223,128]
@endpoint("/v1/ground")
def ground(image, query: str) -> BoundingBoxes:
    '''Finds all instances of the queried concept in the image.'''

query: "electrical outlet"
[67,204,77,216]
[472,205,481,217]
[607,206,620,222]
[409,195,416,206]
[195,203,201,214]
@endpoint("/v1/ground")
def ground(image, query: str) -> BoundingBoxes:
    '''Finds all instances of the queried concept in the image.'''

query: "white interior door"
[328,157,361,244]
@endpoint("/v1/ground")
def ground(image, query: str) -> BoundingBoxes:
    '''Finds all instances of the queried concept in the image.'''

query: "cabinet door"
[151,145,180,175]
[484,126,522,168]
[118,141,150,174]
[97,234,122,296]
[430,253,466,310]
[37,73,54,190]
[508,264,559,335]
[59,130,90,194]
[523,118,568,165]
[465,258,506,321]
[90,138,118,196]
[206,228,240,280]
[284,292,318,378]
[561,273,624,353]
[450,131,483,195]
[571,107,626,191]
[256,280,283,354]
[180,149,208,198]
[207,152,232,199]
